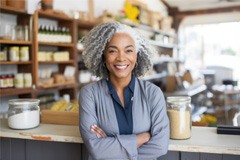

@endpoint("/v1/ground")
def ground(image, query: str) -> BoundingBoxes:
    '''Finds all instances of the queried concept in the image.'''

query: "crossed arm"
[90,124,151,148]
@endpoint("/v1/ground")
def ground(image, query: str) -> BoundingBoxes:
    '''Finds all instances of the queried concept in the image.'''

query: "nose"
[116,51,126,61]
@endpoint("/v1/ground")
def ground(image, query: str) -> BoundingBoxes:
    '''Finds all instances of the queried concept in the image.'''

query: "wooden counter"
[0,119,82,143]
[0,119,239,156]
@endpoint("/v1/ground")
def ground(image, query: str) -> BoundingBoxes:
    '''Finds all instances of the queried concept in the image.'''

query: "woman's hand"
[91,124,107,138]
[136,132,151,148]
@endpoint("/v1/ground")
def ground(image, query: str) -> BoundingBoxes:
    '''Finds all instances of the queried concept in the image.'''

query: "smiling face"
[104,33,137,82]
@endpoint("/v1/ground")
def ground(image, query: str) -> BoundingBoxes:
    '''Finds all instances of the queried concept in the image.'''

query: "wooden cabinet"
[0,6,34,98]
[32,10,78,99]
[2,138,240,160]
[0,7,98,106]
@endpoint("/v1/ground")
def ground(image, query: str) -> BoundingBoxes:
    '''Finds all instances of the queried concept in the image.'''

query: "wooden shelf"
[0,6,28,15]
[37,10,73,21]
[77,20,97,29]
[0,61,32,65]
[38,60,75,64]
[37,82,77,90]
[33,10,78,100]
[0,6,34,100]
[38,42,74,47]
[0,40,32,45]
[0,87,33,96]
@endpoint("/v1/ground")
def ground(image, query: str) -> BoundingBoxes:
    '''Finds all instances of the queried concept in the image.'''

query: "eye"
[126,49,134,53]
[107,50,117,54]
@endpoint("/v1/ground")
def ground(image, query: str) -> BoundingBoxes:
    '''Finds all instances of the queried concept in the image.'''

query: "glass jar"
[15,25,24,41]
[0,75,8,89]
[167,96,192,140]
[9,46,19,61]
[19,46,29,61]
[23,73,32,88]
[8,99,40,129]
[14,73,24,88]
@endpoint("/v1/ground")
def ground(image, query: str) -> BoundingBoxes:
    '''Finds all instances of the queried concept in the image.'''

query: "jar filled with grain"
[167,96,192,140]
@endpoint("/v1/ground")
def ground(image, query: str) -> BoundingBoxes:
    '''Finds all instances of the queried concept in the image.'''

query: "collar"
[106,74,135,95]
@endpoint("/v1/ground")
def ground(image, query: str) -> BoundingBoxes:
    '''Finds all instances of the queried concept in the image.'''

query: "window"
[179,21,240,85]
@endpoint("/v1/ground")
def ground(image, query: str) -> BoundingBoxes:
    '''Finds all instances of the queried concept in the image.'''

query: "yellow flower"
[124,0,140,23]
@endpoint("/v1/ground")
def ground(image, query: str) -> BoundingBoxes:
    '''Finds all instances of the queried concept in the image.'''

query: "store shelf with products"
[120,20,183,93]
[33,10,77,100]
[75,19,97,86]
[120,19,176,37]
[0,6,34,98]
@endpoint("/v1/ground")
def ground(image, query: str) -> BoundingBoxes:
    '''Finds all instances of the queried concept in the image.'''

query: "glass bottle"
[167,96,192,140]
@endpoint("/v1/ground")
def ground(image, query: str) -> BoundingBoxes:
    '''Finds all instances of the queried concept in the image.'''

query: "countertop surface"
[0,119,240,155]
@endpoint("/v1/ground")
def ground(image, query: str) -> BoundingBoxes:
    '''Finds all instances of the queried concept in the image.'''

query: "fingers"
[136,132,151,148]
[91,124,107,138]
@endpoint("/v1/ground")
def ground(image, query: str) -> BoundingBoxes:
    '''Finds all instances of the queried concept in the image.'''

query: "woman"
[79,22,169,160]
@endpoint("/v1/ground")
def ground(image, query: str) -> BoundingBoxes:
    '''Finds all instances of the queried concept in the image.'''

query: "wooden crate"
[41,110,79,125]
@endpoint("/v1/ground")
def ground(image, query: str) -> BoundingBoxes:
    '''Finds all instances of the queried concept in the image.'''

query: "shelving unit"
[33,10,77,99]
[0,7,97,105]
[75,19,97,85]
[120,20,181,88]
[0,6,34,98]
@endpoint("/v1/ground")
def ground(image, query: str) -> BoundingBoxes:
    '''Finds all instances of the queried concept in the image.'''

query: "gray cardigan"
[79,78,169,160]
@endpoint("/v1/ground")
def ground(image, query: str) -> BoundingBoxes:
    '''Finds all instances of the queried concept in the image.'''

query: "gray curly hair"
[81,21,156,79]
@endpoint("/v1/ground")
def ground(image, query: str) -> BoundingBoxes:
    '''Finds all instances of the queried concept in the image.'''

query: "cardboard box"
[166,76,176,92]
[41,110,79,125]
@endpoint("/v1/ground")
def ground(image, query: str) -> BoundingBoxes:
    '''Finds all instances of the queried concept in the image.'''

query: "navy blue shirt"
[106,75,135,134]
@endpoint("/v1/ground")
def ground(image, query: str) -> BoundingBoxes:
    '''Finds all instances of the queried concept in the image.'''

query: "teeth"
[115,65,127,69]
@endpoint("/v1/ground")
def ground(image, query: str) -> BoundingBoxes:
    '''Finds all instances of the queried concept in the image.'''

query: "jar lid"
[9,99,40,107]
[167,96,191,105]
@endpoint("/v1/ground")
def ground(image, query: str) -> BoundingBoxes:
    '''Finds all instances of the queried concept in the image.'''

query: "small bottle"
[66,28,72,43]
[15,25,24,41]
[38,25,44,42]
[24,25,29,41]
[167,96,192,140]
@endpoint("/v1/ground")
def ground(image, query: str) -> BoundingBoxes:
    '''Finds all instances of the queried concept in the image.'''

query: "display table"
[0,119,239,160]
